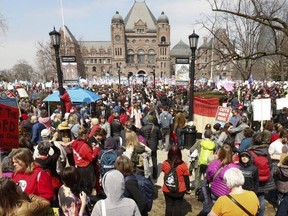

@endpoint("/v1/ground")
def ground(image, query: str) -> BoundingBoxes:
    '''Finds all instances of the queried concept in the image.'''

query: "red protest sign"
[0,104,19,150]
[215,106,231,124]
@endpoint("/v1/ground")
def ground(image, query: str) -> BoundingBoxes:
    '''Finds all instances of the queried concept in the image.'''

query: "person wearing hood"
[71,126,99,197]
[98,136,123,159]
[91,169,141,216]
[239,149,259,193]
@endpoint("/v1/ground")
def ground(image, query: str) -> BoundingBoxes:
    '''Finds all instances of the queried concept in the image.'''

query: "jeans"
[176,128,184,148]
[258,193,266,216]
[151,150,158,179]
[164,192,185,216]
[161,128,170,151]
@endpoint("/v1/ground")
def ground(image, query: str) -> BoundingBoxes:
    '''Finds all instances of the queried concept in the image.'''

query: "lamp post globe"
[188,30,199,122]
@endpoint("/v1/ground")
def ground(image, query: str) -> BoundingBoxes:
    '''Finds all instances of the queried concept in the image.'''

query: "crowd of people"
[1,80,288,215]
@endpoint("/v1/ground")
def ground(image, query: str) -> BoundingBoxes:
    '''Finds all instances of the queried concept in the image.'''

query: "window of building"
[148,49,155,64]
[137,49,145,64]
[137,29,144,34]
[161,36,166,44]
[92,66,96,72]
[90,59,93,64]
[128,49,134,64]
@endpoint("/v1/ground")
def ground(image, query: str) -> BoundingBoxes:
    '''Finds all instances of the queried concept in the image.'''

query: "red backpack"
[250,151,270,182]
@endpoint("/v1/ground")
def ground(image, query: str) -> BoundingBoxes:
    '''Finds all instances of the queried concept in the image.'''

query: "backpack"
[160,113,171,129]
[250,151,270,182]
[164,164,179,193]
[99,149,118,176]
[125,174,154,212]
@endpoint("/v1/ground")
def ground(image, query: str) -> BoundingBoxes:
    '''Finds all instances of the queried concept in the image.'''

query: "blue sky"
[0,0,211,70]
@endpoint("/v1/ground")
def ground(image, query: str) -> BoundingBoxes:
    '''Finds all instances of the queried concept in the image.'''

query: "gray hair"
[224,168,244,189]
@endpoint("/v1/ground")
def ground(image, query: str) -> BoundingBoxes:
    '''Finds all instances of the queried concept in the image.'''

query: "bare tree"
[11,60,35,81]
[208,0,288,58]
[35,41,55,81]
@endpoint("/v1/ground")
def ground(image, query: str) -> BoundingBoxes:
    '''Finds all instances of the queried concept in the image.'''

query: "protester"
[115,155,148,216]
[162,145,191,216]
[208,168,259,216]
[0,177,50,216]
[91,169,141,216]
[58,166,88,216]
[11,148,54,201]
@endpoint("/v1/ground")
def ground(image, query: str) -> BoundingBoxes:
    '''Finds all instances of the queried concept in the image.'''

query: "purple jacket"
[206,159,239,197]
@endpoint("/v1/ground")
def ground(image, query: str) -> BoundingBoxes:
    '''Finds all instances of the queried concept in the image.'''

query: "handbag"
[227,194,258,216]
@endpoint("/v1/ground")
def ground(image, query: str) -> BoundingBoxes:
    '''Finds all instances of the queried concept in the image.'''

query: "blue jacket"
[30,122,45,145]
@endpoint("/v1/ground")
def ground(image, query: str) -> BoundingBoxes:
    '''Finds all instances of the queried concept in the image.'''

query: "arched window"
[148,49,155,64]
[127,49,134,64]
[137,49,145,64]
[161,36,166,44]
[92,66,96,72]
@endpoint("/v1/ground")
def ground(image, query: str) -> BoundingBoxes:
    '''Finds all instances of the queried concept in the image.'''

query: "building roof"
[124,1,157,32]
[111,11,124,23]
[80,41,112,51]
[60,25,78,43]
[157,12,169,24]
[170,40,191,57]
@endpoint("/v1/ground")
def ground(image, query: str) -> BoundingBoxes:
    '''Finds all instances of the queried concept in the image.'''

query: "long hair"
[10,148,34,173]
[125,130,140,148]
[218,144,233,165]
[0,177,30,215]
[167,145,183,166]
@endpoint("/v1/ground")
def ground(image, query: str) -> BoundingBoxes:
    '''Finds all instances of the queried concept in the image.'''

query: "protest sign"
[253,98,271,121]
[0,103,19,149]
[214,106,231,126]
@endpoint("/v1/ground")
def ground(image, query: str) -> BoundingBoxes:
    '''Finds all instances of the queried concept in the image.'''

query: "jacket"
[12,164,54,201]
[30,122,46,145]
[206,159,239,197]
[173,112,186,131]
[91,170,141,216]
[140,123,162,151]
[72,139,99,167]
[8,194,50,216]
[198,138,215,165]
[162,160,190,193]
[239,151,259,193]
[274,164,288,193]
[249,144,275,193]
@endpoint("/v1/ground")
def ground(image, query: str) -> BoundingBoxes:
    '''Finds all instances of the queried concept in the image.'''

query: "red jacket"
[60,92,72,113]
[12,164,54,201]
[72,139,99,167]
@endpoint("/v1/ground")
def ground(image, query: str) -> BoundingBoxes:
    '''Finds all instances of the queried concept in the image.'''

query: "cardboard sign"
[16,88,29,98]
[0,104,19,150]
[276,98,288,110]
[215,106,231,126]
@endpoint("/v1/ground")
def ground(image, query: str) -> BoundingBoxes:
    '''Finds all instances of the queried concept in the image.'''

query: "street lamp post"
[49,27,66,118]
[188,31,199,121]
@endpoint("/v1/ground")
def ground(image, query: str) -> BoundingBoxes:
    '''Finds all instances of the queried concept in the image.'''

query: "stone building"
[58,1,171,81]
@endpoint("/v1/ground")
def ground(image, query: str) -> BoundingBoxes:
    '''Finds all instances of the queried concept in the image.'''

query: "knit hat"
[21,113,29,120]
[147,115,154,123]
[239,149,251,158]
[41,129,51,138]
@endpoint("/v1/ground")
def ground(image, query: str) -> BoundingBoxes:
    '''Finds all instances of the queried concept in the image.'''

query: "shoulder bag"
[227,194,258,216]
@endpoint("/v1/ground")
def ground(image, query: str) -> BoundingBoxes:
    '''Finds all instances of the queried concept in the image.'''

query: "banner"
[193,96,219,133]
[0,103,19,149]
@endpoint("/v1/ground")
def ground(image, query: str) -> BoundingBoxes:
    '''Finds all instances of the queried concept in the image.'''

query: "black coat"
[140,123,162,152]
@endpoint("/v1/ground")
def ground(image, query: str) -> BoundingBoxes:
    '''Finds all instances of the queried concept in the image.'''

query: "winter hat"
[104,137,118,150]
[239,149,251,158]
[41,129,51,138]
[147,115,154,123]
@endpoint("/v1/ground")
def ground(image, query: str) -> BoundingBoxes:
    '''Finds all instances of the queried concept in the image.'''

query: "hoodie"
[72,139,99,167]
[91,170,141,216]
[274,158,288,193]
[239,150,259,193]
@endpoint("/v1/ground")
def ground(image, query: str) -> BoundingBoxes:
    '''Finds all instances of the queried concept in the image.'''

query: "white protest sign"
[276,98,288,110]
[253,98,271,121]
